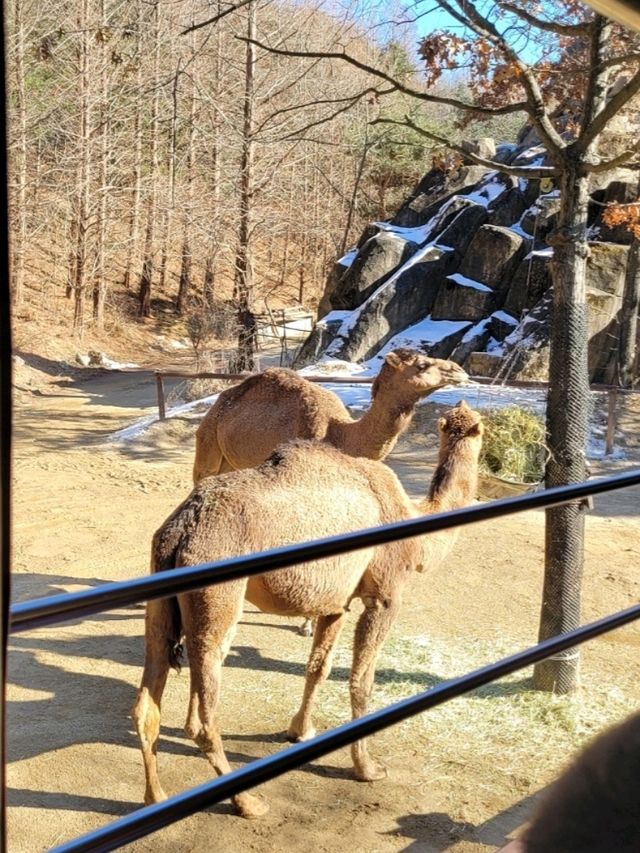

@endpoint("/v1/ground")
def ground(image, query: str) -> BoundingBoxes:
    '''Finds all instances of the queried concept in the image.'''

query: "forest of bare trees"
[5,1,457,339]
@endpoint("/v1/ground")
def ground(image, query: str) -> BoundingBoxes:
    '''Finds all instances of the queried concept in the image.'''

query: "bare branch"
[578,66,640,152]
[587,145,640,173]
[601,52,640,71]
[239,36,528,118]
[373,116,559,179]
[254,86,395,137]
[496,2,593,36]
[437,0,566,155]
[182,0,256,34]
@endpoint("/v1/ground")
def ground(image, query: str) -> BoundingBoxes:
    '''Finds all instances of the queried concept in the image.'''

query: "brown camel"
[193,348,467,636]
[132,401,483,819]
[192,348,468,483]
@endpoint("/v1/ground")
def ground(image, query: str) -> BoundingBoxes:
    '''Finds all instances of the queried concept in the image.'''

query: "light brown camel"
[132,401,483,819]
[193,348,467,636]
[192,348,468,483]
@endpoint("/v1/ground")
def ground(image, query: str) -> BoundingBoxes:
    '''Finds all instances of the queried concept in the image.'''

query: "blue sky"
[361,1,550,65]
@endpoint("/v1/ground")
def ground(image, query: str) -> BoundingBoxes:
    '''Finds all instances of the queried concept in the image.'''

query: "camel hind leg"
[131,598,178,805]
[186,639,268,818]
[349,596,401,782]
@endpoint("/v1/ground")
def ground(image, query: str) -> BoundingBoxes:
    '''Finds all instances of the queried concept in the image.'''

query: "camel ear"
[468,422,483,437]
[457,399,470,410]
[384,351,402,369]
[438,416,448,433]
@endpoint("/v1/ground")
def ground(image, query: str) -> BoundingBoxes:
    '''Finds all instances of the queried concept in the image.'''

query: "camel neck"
[331,391,417,460]
[421,444,478,513]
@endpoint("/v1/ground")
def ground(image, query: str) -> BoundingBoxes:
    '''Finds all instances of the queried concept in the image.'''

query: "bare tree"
[233,0,257,370]
[241,0,640,693]
[138,0,161,318]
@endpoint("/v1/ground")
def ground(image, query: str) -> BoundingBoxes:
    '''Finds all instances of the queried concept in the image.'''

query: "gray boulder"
[294,313,349,367]
[504,251,553,318]
[461,137,496,162]
[392,165,489,228]
[331,249,459,362]
[520,196,561,240]
[458,225,529,293]
[586,242,629,296]
[498,292,553,381]
[450,318,493,365]
[490,310,519,341]
[431,274,498,321]
[487,188,528,228]
[329,231,418,311]
[436,203,489,256]
[465,351,504,377]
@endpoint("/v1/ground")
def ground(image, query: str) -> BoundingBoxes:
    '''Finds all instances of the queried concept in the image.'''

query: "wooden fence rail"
[150,368,638,455]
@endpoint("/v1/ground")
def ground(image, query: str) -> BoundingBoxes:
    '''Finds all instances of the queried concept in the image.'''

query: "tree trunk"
[10,0,27,307]
[122,0,144,290]
[204,0,223,305]
[340,129,370,256]
[617,180,640,388]
[233,0,257,370]
[160,57,180,296]
[177,35,196,315]
[73,0,92,336]
[93,0,110,328]
[534,160,591,693]
[533,17,612,694]
[138,0,160,318]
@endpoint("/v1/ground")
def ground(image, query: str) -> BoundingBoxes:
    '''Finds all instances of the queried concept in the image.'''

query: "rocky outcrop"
[298,135,639,385]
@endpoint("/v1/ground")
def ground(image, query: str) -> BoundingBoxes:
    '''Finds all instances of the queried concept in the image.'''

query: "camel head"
[437,400,484,450]
[372,349,468,402]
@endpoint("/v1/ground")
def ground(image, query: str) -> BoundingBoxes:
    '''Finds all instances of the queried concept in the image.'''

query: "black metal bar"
[51,601,640,853]
[0,0,12,844]
[10,469,640,633]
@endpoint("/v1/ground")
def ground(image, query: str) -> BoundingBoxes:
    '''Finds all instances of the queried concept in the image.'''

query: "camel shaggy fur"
[131,401,483,818]
[192,348,467,483]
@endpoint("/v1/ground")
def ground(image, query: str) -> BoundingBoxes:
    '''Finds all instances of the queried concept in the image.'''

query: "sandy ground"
[7,362,640,852]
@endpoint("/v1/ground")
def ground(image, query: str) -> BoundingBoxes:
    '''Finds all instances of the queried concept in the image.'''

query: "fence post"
[605,388,618,455]
[155,372,166,421]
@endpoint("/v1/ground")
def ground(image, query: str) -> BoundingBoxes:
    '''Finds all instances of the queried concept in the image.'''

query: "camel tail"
[150,507,198,672]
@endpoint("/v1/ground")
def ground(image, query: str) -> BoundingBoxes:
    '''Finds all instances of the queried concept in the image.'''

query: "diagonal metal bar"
[10,469,640,634]
[50,602,640,853]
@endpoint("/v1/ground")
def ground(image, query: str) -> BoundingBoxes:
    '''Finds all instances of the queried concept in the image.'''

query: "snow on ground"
[111,365,623,461]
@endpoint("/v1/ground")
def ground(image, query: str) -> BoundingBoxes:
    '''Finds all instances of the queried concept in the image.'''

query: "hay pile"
[479,406,547,485]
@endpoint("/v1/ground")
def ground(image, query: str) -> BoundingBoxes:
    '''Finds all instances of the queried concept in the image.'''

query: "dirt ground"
[7,358,640,853]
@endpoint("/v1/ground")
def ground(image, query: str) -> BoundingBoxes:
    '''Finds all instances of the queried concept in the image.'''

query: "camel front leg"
[288,611,347,742]
[350,596,401,782]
